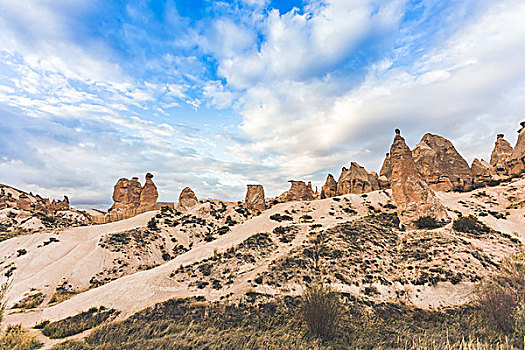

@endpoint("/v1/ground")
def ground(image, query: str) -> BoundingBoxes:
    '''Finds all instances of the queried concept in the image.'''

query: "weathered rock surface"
[490,134,513,174]
[336,162,380,195]
[280,181,314,202]
[139,173,159,208]
[53,196,71,211]
[245,185,265,213]
[508,122,525,176]
[390,130,448,228]
[412,133,473,192]
[178,187,199,211]
[471,158,496,185]
[320,174,337,199]
[16,194,32,211]
[111,177,142,211]
[378,153,391,188]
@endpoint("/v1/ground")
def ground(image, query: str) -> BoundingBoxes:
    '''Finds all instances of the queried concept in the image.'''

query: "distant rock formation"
[490,134,513,174]
[245,185,265,213]
[53,196,71,211]
[378,153,391,188]
[16,194,32,211]
[471,158,496,185]
[508,122,525,176]
[307,181,315,198]
[320,174,337,199]
[412,133,473,192]
[139,173,159,208]
[390,129,448,228]
[336,162,379,195]
[110,174,158,212]
[0,184,71,215]
[280,181,314,202]
[178,187,199,211]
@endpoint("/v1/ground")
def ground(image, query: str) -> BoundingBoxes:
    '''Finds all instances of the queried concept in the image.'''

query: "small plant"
[453,215,491,234]
[12,292,44,309]
[300,283,341,339]
[147,218,158,230]
[269,213,293,222]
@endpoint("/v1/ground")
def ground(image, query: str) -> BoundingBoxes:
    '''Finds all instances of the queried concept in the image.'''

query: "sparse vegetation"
[414,216,446,229]
[453,215,491,234]
[270,213,293,222]
[300,283,341,339]
[12,292,44,309]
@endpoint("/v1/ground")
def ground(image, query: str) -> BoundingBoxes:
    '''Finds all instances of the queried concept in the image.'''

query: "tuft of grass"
[453,215,491,234]
[0,325,42,350]
[300,284,341,339]
[12,292,45,310]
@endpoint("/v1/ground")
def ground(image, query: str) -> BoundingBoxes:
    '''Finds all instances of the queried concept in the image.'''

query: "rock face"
[490,134,513,174]
[16,194,32,211]
[178,187,199,211]
[390,130,448,228]
[336,162,379,195]
[245,185,265,213]
[378,153,391,188]
[110,174,158,212]
[412,133,473,192]
[139,173,159,208]
[53,196,70,211]
[280,181,314,202]
[320,174,337,199]
[508,122,525,176]
[471,158,496,185]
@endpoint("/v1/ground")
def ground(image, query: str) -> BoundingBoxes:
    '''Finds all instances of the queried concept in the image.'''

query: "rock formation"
[336,162,380,195]
[178,187,199,211]
[245,185,265,213]
[110,174,158,212]
[508,122,525,176]
[280,181,314,202]
[378,153,391,188]
[412,133,473,192]
[139,173,159,208]
[471,158,496,185]
[390,129,448,228]
[320,174,337,199]
[16,194,32,211]
[53,196,70,211]
[490,134,513,174]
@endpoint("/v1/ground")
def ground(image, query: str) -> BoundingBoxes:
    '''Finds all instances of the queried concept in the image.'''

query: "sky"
[1,0,525,210]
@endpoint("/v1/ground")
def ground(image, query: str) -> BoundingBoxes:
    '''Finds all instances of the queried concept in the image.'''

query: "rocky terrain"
[1,123,525,349]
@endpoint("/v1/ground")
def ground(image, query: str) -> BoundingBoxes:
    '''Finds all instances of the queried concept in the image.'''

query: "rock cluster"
[390,130,448,228]
[412,133,473,192]
[177,187,199,211]
[471,158,496,185]
[245,185,266,213]
[110,174,158,212]
[490,134,513,174]
[0,185,70,215]
[280,181,314,202]
[508,122,525,176]
[336,162,380,195]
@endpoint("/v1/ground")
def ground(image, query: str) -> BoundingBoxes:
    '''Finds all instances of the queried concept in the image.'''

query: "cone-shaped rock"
[245,184,265,213]
[490,134,513,174]
[139,173,158,208]
[412,133,473,192]
[472,158,496,185]
[177,187,199,211]
[320,174,337,199]
[378,153,391,188]
[280,181,314,202]
[336,162,379,195]
[390,130,448,228]
[508,122,525,176]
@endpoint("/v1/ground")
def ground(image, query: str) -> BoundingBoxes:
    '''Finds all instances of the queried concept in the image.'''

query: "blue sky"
[1,0,525,209]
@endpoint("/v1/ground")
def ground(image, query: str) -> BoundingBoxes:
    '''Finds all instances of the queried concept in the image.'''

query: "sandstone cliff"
[490,134,513,174]
[336,162,379,195]
[320,174,337,199]
[280,181,314,202]
[245,185,266,213]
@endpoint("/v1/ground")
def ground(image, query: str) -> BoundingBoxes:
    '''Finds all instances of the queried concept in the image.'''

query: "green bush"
[453,215,491,234]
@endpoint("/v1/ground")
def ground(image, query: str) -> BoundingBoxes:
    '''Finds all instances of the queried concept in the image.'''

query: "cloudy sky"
[1,0,525,209]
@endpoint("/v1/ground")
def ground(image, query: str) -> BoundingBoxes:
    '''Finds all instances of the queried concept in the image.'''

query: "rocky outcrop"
[139,173,159,208]
[53,196,70,211]
[16,194,32,211]
[412,133,473,192]
[508,122,525,176]
[471,158,496,185]
[490,134,513,174]
[378,153,391,188]
[178,187,199,211]
[390,129,448,228]
[245,185,265,213]
[336,162,379,195]
[280,181,314,202]
[320,174,337,199]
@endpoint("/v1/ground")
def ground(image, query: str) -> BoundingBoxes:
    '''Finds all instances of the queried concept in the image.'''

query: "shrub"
[42,306,119,339]
[300,284,341,339]
[147,218,158,230]
[13,292,44,309]
[269,213,293,222]
[453,215,491,234]
[0,325,42,350]
[414,216,445,229]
